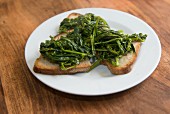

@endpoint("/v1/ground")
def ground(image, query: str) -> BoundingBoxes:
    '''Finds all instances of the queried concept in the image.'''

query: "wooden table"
[0,0,170,113]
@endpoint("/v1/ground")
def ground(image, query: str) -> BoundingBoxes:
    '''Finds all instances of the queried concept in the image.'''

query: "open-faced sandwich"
[33,13,147,75]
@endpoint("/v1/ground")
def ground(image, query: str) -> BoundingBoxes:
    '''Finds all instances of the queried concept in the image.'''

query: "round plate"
[25,8,161,96]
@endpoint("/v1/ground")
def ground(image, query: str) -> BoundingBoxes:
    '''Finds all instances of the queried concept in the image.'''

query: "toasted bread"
[54,29,73,40]
[33,13,142,75]
[67,13,81,19]
[102,42,141,74]
[33,13,92,75]
[33,56,91,75]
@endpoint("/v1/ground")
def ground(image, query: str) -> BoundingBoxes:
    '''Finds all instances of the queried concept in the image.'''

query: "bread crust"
[33,56,91,75]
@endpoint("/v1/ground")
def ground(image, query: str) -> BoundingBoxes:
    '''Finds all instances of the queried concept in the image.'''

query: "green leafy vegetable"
[40,13,147,71]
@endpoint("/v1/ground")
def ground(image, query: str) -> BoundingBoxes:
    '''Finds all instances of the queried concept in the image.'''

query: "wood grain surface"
[0,0,170,114]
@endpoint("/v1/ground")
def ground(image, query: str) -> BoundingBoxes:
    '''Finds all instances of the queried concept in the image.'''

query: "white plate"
[25,8,161,96]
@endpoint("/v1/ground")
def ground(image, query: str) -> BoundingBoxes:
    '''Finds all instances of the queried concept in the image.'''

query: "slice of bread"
[102,42,141,74]
[33,13,142,75]
[33,56,91,75]
[54,29,73,40]
[67,13,81,19]
[33,13,92,75]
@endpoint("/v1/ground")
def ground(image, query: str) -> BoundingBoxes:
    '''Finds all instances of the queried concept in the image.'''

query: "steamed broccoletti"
[40,13,147,71]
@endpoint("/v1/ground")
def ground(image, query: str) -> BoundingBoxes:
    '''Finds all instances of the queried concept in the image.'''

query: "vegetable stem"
[62,49,87,56]
[95,38,122,45]
[87,59,102,72]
